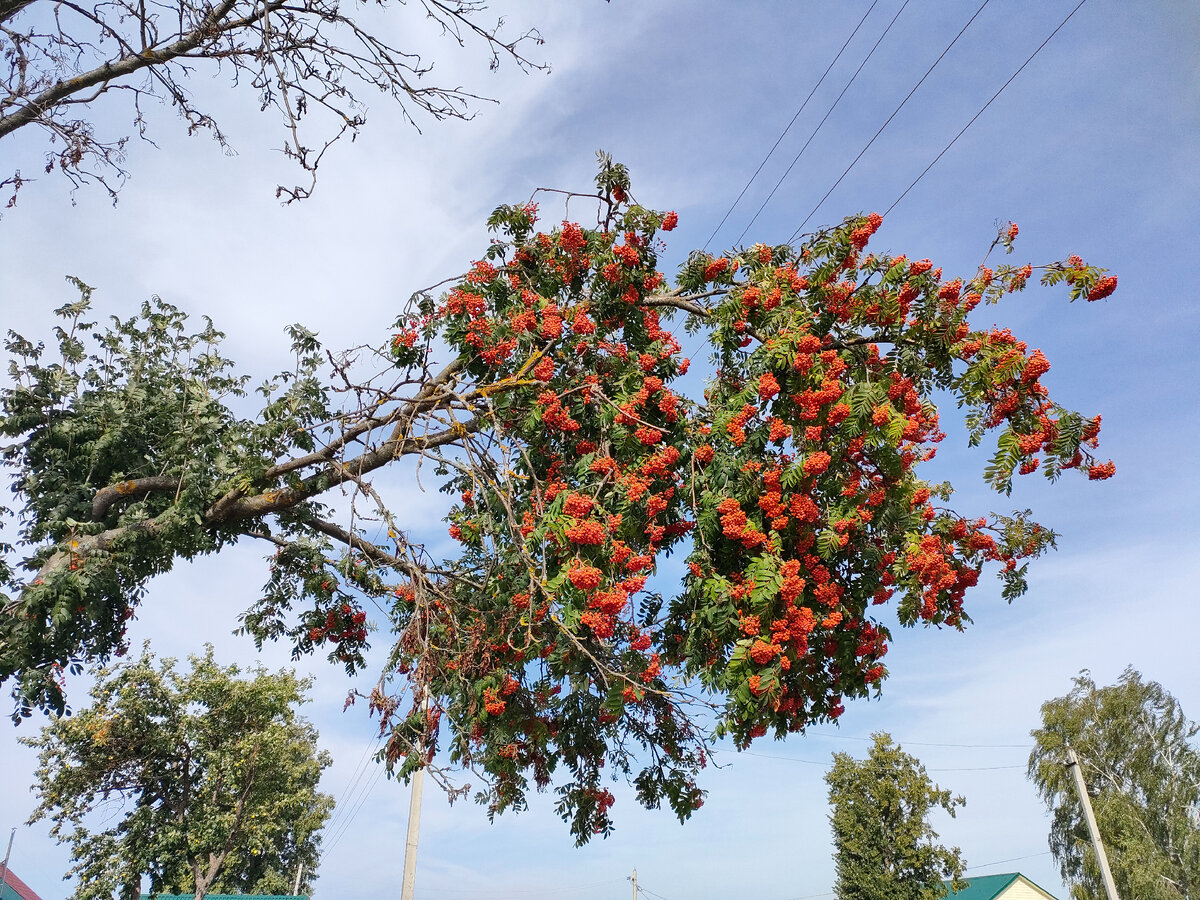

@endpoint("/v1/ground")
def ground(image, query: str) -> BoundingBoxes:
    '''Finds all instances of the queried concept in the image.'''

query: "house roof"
[0,867,46,900]
[948,874,1021,899]
[946,872,1059,899]
[139,895,309,899]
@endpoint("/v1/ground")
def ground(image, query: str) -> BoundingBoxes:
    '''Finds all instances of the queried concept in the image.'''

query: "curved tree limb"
[91,475,181,521]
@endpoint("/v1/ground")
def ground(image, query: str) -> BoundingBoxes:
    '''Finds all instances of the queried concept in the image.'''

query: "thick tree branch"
[642,287,729,317]
[16,392,483,597]
[207,357,466,520]
[91,475,180,520]
[12,519,166,600]
[209,414,482,523]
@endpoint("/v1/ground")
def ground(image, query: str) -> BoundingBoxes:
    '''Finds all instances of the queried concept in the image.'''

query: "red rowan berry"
[1087,275,1117,301]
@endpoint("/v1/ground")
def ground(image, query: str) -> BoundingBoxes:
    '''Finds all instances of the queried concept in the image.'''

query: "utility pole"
[1065,747,1121,900]
[292,863,304,896]
[399,764,425,900]
[0,828,14,897]
[400,696,430,900]
[630,867,637,900]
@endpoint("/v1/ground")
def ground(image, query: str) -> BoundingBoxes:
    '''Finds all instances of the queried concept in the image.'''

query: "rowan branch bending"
[0,160,1118,842]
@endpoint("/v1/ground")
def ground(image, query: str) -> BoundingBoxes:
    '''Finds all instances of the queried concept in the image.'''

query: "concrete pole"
[0,828,14,897]
[1065,747,1121,900]
[400,696,430,900]
[399,764,425,900]
[292,863,304,896]
[630,867,637,900]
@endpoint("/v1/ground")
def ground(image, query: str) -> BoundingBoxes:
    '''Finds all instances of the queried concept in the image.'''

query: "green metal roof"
[946,874,1022,899]
[945,872,1059,899]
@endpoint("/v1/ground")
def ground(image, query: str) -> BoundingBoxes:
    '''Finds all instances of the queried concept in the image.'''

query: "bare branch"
[0,0,550,200]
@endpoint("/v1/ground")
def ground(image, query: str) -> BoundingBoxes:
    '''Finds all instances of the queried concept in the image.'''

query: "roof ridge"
[0,865,47,900]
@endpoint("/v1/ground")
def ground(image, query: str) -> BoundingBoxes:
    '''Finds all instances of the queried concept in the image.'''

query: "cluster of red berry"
[386,176,1116,834]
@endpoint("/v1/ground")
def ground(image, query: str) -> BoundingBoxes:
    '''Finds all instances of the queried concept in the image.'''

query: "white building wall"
[1000,877,1059,900]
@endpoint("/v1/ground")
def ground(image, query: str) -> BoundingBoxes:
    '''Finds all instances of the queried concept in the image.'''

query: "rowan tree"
[21,644,334,900]
[826,732,966,900]
[1028,668,1200,900]
[0,156,1118,842]
[0,0,549,202]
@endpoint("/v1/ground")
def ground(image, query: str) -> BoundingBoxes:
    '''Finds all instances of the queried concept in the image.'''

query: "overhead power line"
[883,0,1091,217]
[701,0,883,252]
[324,757,387,854]
[419,878,626,897]
[966,850,1054,871]
[789,0,994,243]
[741,750,1026,773]
[638,884,673,900]
[733,0,912,246]
[808,731,1031,750]
[322,734,382,838]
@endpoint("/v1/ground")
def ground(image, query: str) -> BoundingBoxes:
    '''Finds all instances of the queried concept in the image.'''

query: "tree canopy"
[0,0,548,202]
[0,157,1118,842]
[22,644,333,900]
[826,732,966,900]
[1028,667,1200,900]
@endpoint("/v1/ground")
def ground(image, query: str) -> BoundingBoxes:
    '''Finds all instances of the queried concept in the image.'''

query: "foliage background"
[1029,669,1200,899]
[22,646,333,899]
[1,1,1197,898]
[827,733,966,900]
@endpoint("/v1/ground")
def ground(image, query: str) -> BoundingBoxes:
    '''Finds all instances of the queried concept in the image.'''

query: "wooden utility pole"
[1065,747,1121,900]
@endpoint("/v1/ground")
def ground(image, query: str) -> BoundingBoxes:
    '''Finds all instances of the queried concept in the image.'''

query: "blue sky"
[2,1,1199,898]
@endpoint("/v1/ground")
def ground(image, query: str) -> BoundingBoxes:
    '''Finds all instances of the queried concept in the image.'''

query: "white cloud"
[3,1,1200,898]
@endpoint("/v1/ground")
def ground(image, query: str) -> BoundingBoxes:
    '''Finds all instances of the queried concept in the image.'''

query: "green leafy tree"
[1,157,1118,842]
[22,645,334,900]
[1028,668,1200,900]
[826,732,966,900]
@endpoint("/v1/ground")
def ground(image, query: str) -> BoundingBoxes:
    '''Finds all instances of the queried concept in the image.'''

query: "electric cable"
[701,0,883,252]
[883,0,1090,217]
[788,0,994,244]
[323,755,387,854]
[638,885,673,900]
[966,851,1053,871]
[741,750,1025,772]
[322,733,382,838]
[809,731,1031,750]
[733,0,911,246]
[419,880,626,897]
